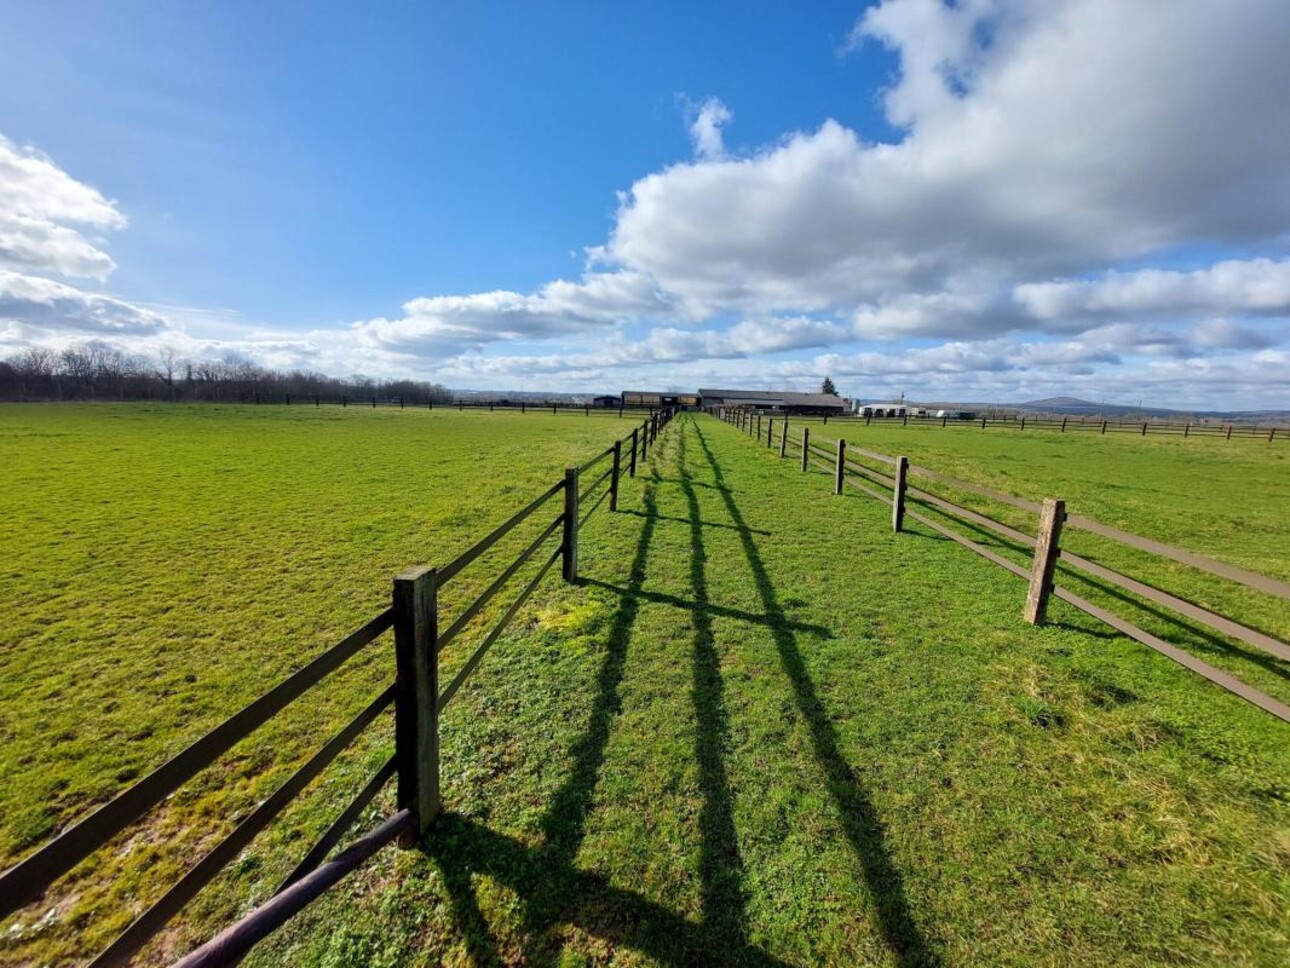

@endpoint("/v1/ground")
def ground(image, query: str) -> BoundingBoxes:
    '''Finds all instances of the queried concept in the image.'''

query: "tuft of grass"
[2,408,1287,966]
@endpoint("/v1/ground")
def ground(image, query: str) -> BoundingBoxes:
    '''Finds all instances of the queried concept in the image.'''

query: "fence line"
[789,409,1288,442]
[717,407,1290,724]
[1,409,676,967]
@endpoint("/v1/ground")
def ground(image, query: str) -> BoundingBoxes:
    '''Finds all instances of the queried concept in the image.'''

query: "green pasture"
[1,406,1286,966]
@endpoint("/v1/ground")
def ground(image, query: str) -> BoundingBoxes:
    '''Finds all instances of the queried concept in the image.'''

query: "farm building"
[698,388,849,415]
[621,390,701,408]
[592,395,620,407]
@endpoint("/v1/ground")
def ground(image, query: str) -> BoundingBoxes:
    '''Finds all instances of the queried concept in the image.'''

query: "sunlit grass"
[1,407,1286,966]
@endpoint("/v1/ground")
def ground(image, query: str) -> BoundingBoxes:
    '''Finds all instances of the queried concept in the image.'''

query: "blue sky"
[2,0,1289,408]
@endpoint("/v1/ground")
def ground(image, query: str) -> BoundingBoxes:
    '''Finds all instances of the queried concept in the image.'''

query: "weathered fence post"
[801,427,810,472]
[342,396,347,408]
[834,439,846,495]
[610,440,622,511]
[1020,417,1026,431]
[780,419,788,457]
[563,467,579,581]
[1225,425,1232,440]
[1183,423,1189,437]
[372,397,377,409]
[1100,419,1107,434]
[767,418,774,447]
[941,414,947,428]
[981,417,987,429]
[1271,427,1278,442]
[1023,499,1066,625]
[629,428,639,477]
[393,566,440,840]
[1060,417,1067,432]
[1141,421,1148,436]
[892,456,908,532]
[866,412,873,426]
[902,412,908,427]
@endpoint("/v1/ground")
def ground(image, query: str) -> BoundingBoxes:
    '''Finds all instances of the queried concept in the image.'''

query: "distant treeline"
[0,341,455,405]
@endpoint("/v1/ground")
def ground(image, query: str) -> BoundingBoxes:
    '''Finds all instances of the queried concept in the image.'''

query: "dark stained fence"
[0,410,676,967]
[717,407,1290,724]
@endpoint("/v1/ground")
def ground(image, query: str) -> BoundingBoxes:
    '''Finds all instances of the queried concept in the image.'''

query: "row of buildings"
[621,388,850,415]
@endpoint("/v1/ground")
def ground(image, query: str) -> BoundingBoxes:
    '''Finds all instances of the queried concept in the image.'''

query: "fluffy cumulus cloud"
[5,0,1290,409]
[0,136,125,280]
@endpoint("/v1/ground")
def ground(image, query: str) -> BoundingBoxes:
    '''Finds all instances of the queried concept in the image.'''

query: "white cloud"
[687,97,733,161]
[607,0,1290,322]
[1014,259,1290,321]
[0,136,125,280]
[0,271,167,336]
[350,271,674,357]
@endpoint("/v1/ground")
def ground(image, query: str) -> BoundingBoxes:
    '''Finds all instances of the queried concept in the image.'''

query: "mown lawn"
[2,408,1287,966]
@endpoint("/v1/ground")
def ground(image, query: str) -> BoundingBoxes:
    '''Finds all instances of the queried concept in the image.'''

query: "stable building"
[698,388,849,416]
[621,390,701,408]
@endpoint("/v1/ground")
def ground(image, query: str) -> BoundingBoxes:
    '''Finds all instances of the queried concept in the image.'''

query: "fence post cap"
[394,565,435,583]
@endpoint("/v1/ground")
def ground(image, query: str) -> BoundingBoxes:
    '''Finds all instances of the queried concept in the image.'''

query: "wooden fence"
[0,409,675,968]
[732,408,1287,442]
[719,408,1290,723]
[181,394,671,418]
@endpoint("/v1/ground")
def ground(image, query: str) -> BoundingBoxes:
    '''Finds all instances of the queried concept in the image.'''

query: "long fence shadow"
[427,429,790,966]
[676,424,750,952]
[693,418,940,967]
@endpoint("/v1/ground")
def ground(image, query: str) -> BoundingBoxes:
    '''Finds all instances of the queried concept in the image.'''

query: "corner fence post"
[610,440,622,511]
[393,567,440,840]
[629,427,639,477]
[892,455,909,532]
[780,419,788,457]
[834,439,846,494]
[1024,499,1066,625]
[563,467,580,581]
[801,427,810,472]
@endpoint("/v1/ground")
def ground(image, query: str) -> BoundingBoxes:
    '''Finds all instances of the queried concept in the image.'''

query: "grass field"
[2,406,1287,966]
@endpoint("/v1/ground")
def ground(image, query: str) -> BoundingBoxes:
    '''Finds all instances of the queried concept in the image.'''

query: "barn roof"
[697,388,848,409]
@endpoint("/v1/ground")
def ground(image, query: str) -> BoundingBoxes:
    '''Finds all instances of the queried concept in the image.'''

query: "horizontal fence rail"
[716,407,1290,723]
[1,409,678,968]
[712,404,1288,442]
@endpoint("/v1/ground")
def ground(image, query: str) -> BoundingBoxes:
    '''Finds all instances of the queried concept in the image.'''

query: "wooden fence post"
[1060,417,1067,432]
[610,440,622,511]
[1183,423,1189,437]
[1020,417,1026,431]
[779,419,788,457]
[1100,420,1107,434]
[629,428,639,477]
[1225,425,1232,440]
[563,467,579,581]
[767,418,774,447]
[1024,499,1066,625]
[393,566,440,840]
[941,415,947,428]
[981,417,987,429]
[1141,422,1148,436]
[1271,427,1277,442]
[834,439,846,495]
[892,456,908,532]
[801,427,810,472]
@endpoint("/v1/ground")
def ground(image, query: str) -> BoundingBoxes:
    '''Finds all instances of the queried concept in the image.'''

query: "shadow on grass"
[676,424,750,951]
[427,430,790,966]
[617,506,771,536]
[693,418,940,967]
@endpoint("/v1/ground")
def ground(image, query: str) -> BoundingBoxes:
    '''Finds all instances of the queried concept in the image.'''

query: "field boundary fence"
[793,409,1287,442]
[0,409,676,967]
[718,407,1290,724]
